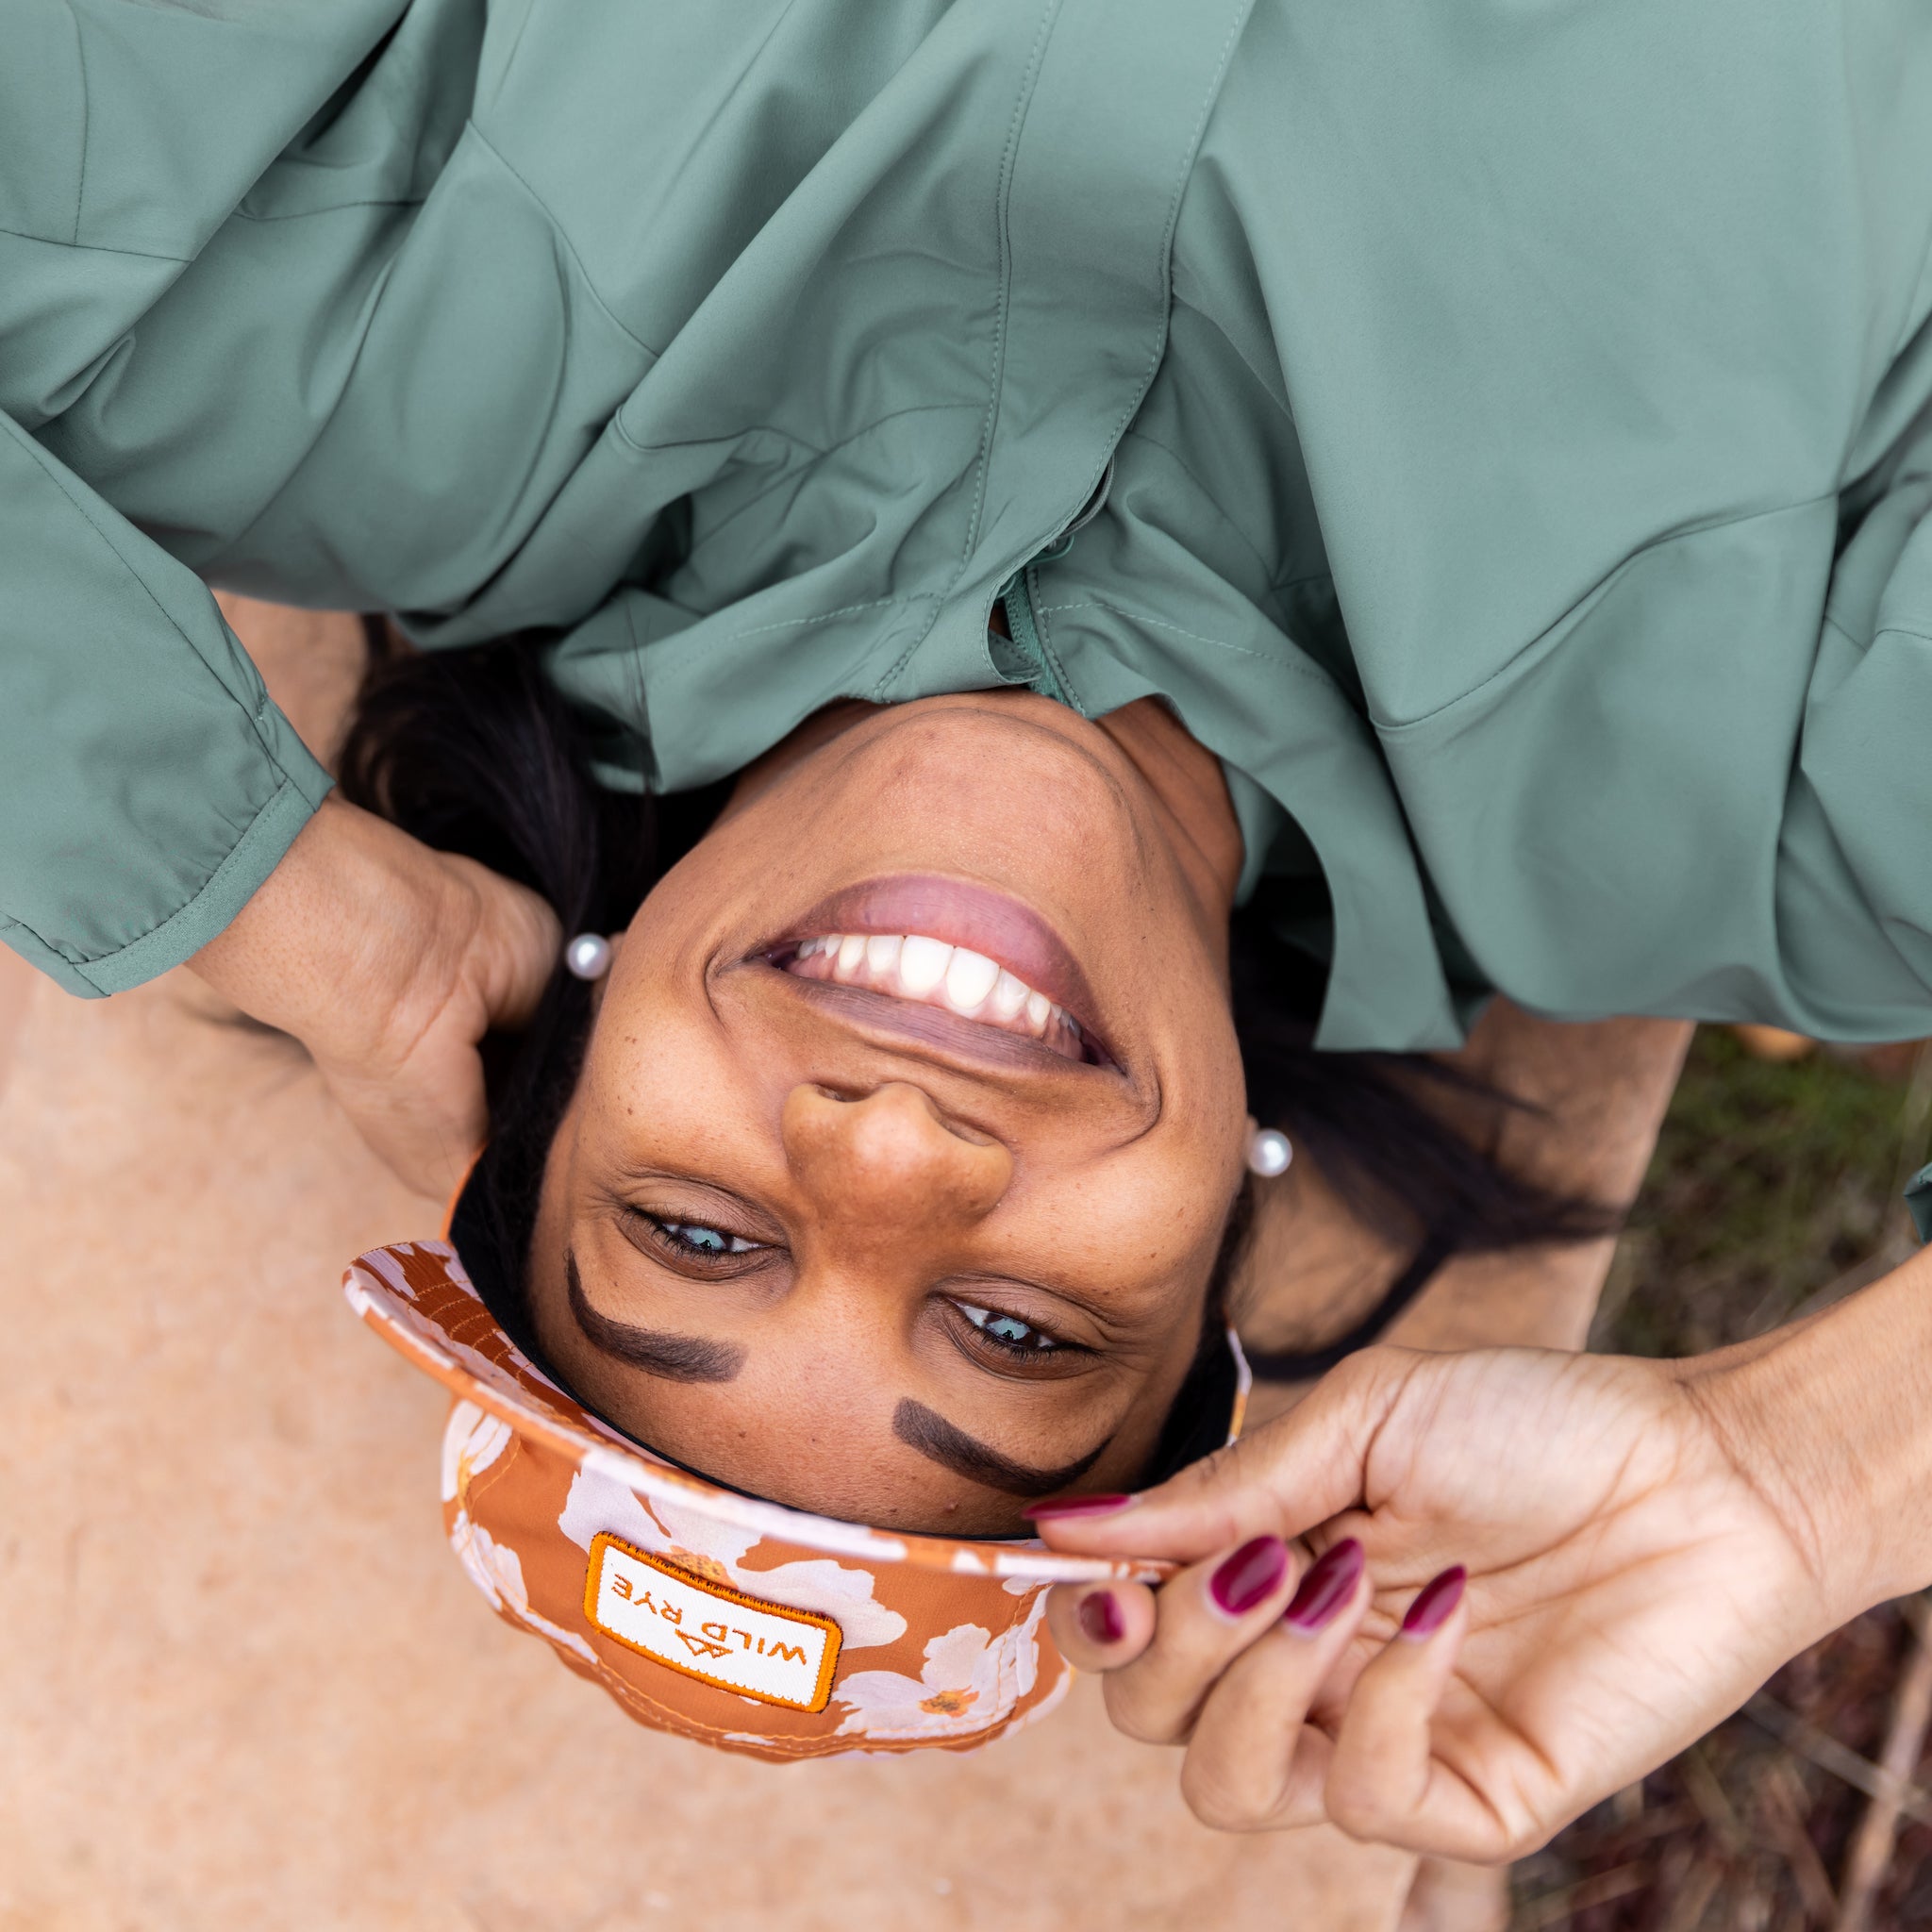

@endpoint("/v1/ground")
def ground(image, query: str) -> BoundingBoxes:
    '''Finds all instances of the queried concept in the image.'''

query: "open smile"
[757,874,1115,1067]
[776,932,1090,1060]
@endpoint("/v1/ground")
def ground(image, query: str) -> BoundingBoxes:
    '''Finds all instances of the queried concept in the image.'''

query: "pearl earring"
[564,933,613,981]
[1246,1124,1293,1179]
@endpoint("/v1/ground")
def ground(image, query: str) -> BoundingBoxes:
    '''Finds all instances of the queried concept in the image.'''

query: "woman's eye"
[955,1301,1061,1354]
[652,1218,762,1258]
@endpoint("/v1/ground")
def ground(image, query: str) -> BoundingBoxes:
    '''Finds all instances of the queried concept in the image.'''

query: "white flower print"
[832,1595,1048,1742]
[441,1400,512,1503]
[448,1507,597,1665]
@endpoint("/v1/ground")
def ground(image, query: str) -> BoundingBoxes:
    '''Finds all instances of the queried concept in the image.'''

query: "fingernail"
[1400,1566,1467,1640]
[1209,1535,1289,1617]
[1078,1589,1124,1645]
[1283,1538,1365,1634]
[1023,1493,1133,1523]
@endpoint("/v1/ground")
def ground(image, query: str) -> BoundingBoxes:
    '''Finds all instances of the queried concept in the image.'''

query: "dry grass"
[1510,1031,1932,1931]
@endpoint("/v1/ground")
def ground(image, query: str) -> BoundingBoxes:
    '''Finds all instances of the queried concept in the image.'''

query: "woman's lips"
[783,932,1089,1059]
[759,874,1113,1064]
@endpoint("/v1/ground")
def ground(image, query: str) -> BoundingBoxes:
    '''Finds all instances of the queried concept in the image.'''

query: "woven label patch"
[583,1534,843,1712]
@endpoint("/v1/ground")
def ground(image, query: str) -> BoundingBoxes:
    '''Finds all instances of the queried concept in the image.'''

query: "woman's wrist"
[1683,1245,1932,1628]
[188,793,481,1069]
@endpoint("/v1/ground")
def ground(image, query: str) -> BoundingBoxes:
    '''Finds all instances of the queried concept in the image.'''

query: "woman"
[4,0,1930,1852]
[243,637,1604,1538]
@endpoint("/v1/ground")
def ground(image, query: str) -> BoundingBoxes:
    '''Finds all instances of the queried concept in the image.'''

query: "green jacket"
[5,0,1931,1050]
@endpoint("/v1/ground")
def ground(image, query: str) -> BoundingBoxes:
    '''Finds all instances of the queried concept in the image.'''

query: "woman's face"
[528,691,1249,1534]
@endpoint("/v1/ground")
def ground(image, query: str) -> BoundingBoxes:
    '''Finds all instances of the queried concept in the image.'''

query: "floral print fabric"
[344,1241,1177,1761]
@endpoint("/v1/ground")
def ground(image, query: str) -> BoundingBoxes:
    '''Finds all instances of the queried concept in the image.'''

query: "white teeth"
[991,969,1030,1023]
[897,934,952,996]
[780,930,1091,1060]
[943,947,999,1015]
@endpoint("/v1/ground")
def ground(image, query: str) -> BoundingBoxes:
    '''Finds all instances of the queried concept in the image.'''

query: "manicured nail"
[1400,1566,1467,1640]
[1078,1589,1124,1645]
[1023,1493,1133,1523]
[1283,1538,1365,1634]
[1209,1536,1289,1617]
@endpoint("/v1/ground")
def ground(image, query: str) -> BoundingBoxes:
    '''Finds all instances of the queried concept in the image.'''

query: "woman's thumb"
[1030,1352,1406,1561]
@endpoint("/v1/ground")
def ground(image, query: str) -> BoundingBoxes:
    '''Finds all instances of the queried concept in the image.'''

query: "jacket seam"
[4,413,305,779]
[1883,193,1932,373]
[871,1,1061,702]
[1374,489,1840,735]
[1874,619,1932,647]
[461,119,662,358]
[1114,0,1250,455]
[1031,1,1251,711]
[0,221,187,263]
[662,405,980,561]
[724,591,941,645]
[1113,425,1285,596]
[0,909,60,958]
[59,775,315,984]
[67,0,88,245]
[956,0,1060,575]
[231,196,424,225]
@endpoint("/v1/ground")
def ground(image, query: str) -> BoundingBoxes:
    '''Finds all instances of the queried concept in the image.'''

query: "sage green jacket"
[5,0,1931,1050]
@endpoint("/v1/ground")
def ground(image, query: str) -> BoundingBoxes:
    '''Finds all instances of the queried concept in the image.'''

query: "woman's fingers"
[1028,1350,1417,1564]
[1098,1534,1303,1744]
[1177,1539,1371,1831]
[1324,1566,1511,1861]
[1044,1576,1157,1671]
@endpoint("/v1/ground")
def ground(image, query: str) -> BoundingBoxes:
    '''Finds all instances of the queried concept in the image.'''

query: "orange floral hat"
[343,1237,1247,1762]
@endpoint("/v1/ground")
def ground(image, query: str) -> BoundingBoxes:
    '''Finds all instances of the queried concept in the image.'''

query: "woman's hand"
[1038,1336,1868,1861]
[189,793,559,1197]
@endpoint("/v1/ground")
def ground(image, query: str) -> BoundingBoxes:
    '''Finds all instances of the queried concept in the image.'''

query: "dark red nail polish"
[1023,1493,1133,1523]
[1400,1565,1467,1640]
[1209,1536,1289,1617]
[1283,1539,1365,1634]
[1078,1589,1124,1645]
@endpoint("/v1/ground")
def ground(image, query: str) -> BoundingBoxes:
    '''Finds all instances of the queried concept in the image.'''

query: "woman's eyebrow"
[891,1398,1108,1497]
[566,1251,745,1383]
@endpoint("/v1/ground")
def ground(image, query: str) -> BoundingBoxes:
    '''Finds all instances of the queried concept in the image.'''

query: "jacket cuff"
[3,736,333,1000]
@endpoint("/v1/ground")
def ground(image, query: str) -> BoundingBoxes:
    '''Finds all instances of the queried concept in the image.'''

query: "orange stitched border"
[582,1534,844,1714]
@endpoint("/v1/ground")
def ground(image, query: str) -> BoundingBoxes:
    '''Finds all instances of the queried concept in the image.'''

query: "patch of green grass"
[1596,1029,1931,1359]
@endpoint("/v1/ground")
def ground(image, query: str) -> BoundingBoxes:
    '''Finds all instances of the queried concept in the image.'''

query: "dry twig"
[1657,1853,1727,1932]
[1742,1694,1932,1826]
[1509,1861,1651,1931]
[1832,1595,1932,1932]
[1757,1757,1836,1924]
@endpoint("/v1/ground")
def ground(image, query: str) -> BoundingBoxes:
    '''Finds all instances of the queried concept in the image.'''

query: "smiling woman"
[11,2,1931,1899]
[338,633,1609,1543]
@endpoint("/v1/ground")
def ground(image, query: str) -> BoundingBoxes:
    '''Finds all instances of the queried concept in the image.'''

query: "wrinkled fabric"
[4,0,1931,1046]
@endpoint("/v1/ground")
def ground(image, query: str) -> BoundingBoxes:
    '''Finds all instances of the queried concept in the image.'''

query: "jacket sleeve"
[0,0,418,995]
[0,412,334,996]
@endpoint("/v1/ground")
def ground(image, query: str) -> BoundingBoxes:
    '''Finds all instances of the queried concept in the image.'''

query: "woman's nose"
[781,1081,1012,1234]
